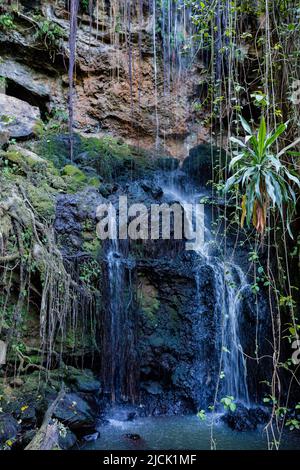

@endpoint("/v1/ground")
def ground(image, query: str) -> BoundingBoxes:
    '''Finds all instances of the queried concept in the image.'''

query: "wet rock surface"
[221,404,270,432]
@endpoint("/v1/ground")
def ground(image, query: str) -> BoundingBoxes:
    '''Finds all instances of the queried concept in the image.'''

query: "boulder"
[0,58,50,99]
[221,403,269,431]
[182,144,226,186]
[0,94,40,139]
[69,371,101,394]
[0,413,20,444]
[51,392,96,434]
[6,145,49,169]
[58,427,77,450]
[3,397,37,430]
[82,432,99,442]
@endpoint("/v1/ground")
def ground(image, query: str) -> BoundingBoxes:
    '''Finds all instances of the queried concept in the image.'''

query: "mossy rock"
[5,146,49,171]
[88,176,100,187]
[62,164,86,179]
[62,164,87,192]
[82,238,102,256]
[26,183,55,220]
[138,277,160,326]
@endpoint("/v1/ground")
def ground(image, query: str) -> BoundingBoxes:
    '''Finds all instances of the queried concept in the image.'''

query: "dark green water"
[83,415,300,451]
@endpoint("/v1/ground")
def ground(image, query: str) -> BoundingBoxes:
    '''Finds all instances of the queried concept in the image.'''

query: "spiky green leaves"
[225,115,300,236]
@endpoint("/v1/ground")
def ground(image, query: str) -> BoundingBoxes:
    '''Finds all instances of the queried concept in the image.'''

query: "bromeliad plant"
[225,115,300,236]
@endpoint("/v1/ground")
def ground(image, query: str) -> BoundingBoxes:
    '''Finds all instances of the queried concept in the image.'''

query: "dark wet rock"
[124,433,141,441]
[141,182,163,200]
[140,391,195,416]
[82,432,100,442]
[68,370,101,394]
[16,404,37,428]
[182,144,226,185]
[0,413,20,443]
[3,398,37,430]
[221,403,268,431]
[0,94,40,139]
[248,407,270,425]
[127,412,137,421]
[51,392,96,434]
[98,183,119,197]
[141,381,164,396]
[157,157,179,171]
[58,427,77,450]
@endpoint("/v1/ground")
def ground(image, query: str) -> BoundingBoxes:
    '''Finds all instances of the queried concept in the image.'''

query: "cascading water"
[161,174,250,406]
[209,261,250,404]
[160,0,195,89]
[101,239,138,403]
[104,240,123,402]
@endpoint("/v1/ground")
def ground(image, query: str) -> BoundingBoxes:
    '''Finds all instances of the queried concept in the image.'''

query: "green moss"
[34,131,163,183]
[26,184,55,220]
[138,279,160,325]
[3,147,54,177]
[62,164,85,179]
[62,164,87,192]
[88,176,100,187]
[82,237,102,256]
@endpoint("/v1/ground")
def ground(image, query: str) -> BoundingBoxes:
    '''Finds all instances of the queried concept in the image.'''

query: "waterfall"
[162,175,250,406]
[101,239,138,403]
[209,261,250,404]
[160,0,195,87]
[104,241,124,402]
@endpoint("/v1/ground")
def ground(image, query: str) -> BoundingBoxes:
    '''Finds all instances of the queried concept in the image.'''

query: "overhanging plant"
[225,115,300,236]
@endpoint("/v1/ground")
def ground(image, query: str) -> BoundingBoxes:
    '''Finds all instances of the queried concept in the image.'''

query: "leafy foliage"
[0,13,14,30]
[34,17,65,49]
[225,115,300,236]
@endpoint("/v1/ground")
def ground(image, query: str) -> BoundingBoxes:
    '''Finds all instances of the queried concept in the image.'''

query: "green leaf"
[258,116,267,158]
[229,154,245,169]
[239,115,252,134]
[229,403,236,412]
[230,136,247,148]
[264,122,287,151]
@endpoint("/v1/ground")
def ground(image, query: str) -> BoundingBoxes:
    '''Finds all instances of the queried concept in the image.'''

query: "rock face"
[0,94,40,139]
[52,392,96,434]
[0,414,20,444]
[221,404,269,431]
[52,153,272,414]
[0,0,209,156]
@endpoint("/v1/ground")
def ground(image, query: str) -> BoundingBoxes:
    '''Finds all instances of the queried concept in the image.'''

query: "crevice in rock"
[5,79,50,121]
